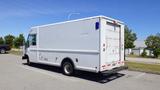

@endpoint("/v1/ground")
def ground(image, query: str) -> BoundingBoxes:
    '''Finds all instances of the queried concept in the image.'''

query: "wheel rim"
[1,49,5,54]
[64,63,73,75]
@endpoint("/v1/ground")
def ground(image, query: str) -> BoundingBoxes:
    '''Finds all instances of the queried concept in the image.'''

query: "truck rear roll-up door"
[104,20,122,68]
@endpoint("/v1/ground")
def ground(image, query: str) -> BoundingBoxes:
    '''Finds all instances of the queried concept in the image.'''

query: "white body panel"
[100,18,124,71]
[26,16,124,73]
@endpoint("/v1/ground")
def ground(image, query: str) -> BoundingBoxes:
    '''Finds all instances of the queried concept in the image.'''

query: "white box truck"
[22,16,126,76]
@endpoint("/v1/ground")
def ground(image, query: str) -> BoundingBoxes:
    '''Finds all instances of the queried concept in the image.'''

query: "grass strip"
[9,50,22,56]
[126,61,160,75]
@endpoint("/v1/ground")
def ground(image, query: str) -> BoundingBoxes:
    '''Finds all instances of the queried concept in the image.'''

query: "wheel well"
[61,57,75,68]
[24,54,29,60]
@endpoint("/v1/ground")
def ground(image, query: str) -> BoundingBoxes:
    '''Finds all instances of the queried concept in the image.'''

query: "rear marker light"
[95,22,99,30]
[118,60,121,64]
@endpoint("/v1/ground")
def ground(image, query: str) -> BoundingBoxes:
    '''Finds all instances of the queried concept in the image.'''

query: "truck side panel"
[37,18,100,72]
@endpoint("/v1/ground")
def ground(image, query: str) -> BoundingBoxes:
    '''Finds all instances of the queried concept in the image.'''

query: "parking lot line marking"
[19,65,78,82]
[134,73,146,78]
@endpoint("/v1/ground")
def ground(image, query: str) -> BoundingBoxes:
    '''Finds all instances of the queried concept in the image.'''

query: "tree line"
[145,33,160,58]
[0,34,25,48]
[125,26,160,58]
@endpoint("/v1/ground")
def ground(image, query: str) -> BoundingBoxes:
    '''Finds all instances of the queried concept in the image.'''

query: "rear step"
[100,66,128,76]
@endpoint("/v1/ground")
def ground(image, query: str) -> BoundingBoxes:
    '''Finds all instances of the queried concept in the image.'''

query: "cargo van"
[22,16,126,76]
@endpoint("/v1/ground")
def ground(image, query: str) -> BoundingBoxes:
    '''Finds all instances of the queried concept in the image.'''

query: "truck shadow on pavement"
[23,63,125,84]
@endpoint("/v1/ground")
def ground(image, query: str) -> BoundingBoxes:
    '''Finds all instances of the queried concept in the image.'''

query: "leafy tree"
[141,49,147,57]
[14,34,25,48]
[4,34,15,47]
[153,48,160,58]
[0,37,4,45]
[124,26,137,49]
[145,33,160,58]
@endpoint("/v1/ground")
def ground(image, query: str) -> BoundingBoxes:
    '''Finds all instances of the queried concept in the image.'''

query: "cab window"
[28,34,36,46]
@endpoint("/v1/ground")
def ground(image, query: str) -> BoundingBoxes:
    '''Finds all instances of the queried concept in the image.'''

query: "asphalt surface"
[0,54,160,90]
[126,57,160,64]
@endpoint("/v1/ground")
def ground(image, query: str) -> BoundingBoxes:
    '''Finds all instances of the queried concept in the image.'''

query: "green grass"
[127,54,155,58]
[126,61,160,74]
[127,54,140,57]
[9,50,22,56]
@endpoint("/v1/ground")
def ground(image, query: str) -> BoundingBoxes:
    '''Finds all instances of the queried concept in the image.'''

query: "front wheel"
[62,62,74,76]
[27,58,31,65]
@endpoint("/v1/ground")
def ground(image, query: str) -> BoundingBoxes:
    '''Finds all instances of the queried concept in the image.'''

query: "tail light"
[107,64,111,66]
[102,65,106,67]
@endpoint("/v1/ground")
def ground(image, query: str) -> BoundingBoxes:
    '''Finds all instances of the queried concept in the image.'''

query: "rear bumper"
[99,66,128,75]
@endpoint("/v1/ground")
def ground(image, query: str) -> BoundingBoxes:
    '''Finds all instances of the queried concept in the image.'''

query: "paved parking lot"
[0,54,160,90]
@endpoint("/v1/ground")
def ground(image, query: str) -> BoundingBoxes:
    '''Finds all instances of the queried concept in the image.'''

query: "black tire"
[62,61,74,76]
[27,58,31,65]
[0,49,6,54]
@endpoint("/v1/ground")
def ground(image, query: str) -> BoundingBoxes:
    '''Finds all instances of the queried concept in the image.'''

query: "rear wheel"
[62,61,74,76]
[0,49,6,54]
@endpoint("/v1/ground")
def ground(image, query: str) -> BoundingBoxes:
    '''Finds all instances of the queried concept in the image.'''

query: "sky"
[0,0,160,40]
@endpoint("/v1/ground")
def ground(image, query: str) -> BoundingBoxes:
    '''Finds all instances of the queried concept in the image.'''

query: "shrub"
[153,48,160,58]
[141,50,147,57]
[130,52,134,55]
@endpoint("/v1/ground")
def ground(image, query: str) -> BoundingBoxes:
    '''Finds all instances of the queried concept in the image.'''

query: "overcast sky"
[0,0,160,40]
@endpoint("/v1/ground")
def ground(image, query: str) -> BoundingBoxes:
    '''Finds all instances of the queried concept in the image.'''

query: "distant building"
[125,40,153,56]
[125,48,132,55]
